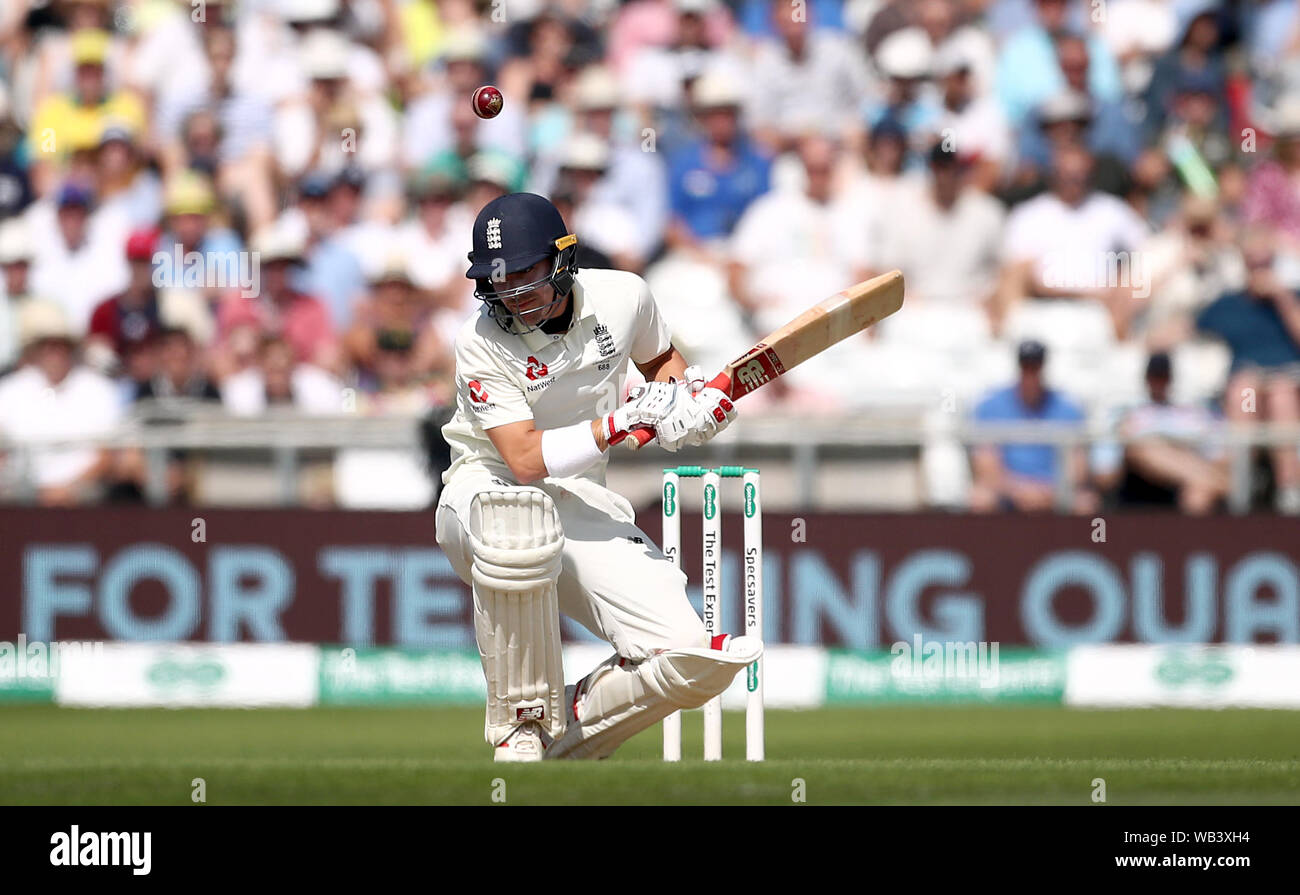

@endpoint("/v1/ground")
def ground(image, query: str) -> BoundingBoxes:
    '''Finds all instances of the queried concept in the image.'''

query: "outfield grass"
[1,705,1298,805]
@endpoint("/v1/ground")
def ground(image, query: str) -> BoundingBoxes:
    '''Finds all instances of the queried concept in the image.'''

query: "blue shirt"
[1196,290,1300,372]
[995,27,1123,125]
[668,139,771,240]
[974,384,1085,482]
[297,237,366,329]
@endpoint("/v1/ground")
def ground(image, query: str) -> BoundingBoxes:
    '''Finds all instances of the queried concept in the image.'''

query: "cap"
[1269,95,1300,139]
[1145,352,1172,379]
[559,132,611,171]
[125,228,160,262]
[675,0,717,13]
[163,173,216,215]
[18,301,75,348]
[441,27,488,64]
[282,0,340,25]
[466,152,521,190]
[98,122,136,147]
[932,40,973,78]
[876,27,933,80]
[57,181,95,208]
[333,165,367,191]
[1038,89,1093,125]
[0,218,33,264]
[870,115,908,143]
[301,28,350,80]
[574,66,621,111]
[1017,339,1047,366]
[71,29,111,66]
[254,228,306,264]
[370,253,413,285]
[298,170,334,199]
[690,68,744,109]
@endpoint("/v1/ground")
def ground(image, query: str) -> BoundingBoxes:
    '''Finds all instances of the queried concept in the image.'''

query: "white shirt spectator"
[749,32,873,137]
[879,181,1006,305]
[731,187,874,333]
[928,95,1014,169]
[220,364,345,416]
[26,202,131,333]
[1002,191,1149,293]
[0,364,122,489]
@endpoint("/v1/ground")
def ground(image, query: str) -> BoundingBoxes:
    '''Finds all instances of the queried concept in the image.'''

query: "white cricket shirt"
[440,268,673,486]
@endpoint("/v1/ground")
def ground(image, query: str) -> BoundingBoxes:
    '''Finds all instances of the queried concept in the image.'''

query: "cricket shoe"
[494,721,551,762]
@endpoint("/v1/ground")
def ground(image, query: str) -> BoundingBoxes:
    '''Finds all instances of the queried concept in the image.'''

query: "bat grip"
[621,372,732,450]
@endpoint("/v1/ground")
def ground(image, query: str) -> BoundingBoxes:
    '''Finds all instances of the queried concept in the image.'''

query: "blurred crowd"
[1,0,1300,511]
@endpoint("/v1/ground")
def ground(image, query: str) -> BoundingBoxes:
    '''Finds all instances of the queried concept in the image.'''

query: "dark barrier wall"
[1,508,1297,646]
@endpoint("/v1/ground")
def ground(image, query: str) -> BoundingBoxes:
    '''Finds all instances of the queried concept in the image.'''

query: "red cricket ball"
[472,85,504,120]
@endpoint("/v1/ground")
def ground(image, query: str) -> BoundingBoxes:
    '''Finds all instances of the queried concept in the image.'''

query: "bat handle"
[619,372,733,450]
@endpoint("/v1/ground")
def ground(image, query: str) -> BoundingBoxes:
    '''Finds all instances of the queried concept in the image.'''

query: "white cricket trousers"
[435,468,707,660]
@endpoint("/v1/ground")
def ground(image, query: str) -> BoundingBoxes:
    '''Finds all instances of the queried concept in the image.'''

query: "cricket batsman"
[434,193,762,761]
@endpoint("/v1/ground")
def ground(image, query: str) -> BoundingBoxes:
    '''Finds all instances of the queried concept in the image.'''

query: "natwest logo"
[468,380,490,403]
[524,356,549,380]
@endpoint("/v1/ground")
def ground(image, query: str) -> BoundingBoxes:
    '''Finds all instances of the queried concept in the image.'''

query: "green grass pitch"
[1,705,1298,805]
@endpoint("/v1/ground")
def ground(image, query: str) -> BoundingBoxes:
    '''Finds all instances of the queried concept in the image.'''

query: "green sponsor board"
[318,647,486,705]
[825,648,1067,704]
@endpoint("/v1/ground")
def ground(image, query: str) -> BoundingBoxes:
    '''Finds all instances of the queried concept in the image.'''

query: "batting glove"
[604,381,679,445]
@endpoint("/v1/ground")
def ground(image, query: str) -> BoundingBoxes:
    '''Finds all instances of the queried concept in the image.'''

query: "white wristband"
[541,421,604,478]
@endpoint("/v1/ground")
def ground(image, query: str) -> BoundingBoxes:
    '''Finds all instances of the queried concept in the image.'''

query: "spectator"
[398,172,475,339]
[86,228,164,391]
[862,27,942,147]
[0,302,122,505]
[0,219,47,371]
[404,27,528,168]
[1015,34,1142,178]
[155,23,276,232]
[666,68,772,253]
[136,327,220,402]
[1174,231,1300,513]
[280,171,367,328]
[877,143,1005,313]
[1143,3,1226,137]
[27,180,130,332]
[970,339,1094,513]
[531,65,668,259]
[94,124,162,230]
[995,0,1122,126]
[1138,194,1244,339]
[553,133,644,272]
[999,145,1149,336]
[221,334,345,417]
[1242,98,1300,254]
[343,254,449,387]
[1093,352,1228,514]
[153,172,244,295]
[928,41,1012,192]
[28,28,146,197]
[0,82,33,220]
[214,229,338,379]
[749,0,872,151]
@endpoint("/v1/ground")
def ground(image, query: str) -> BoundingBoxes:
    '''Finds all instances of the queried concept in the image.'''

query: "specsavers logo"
[704,483,717,520]
[146,655,225,690]
[744,482,756,517]
[663,481,677,516]
[1155,649,1234,688]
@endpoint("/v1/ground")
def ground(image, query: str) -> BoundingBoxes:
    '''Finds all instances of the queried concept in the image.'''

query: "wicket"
[661,465,764,761]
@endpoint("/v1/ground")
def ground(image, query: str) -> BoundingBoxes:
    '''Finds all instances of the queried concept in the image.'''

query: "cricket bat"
[620,269,906,448]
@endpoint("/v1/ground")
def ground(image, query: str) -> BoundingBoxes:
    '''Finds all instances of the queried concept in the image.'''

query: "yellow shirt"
[30,92,147,157]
